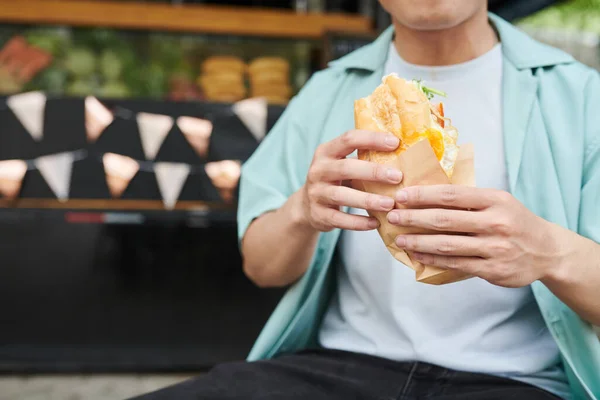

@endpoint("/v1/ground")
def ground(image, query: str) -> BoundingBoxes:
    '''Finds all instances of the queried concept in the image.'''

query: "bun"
[251,84,292,98]
[354,74,458,177]
[248,57,289,76]
[201,56,246,75]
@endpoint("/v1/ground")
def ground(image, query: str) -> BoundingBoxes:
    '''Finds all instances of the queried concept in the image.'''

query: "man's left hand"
[387,185,567,288]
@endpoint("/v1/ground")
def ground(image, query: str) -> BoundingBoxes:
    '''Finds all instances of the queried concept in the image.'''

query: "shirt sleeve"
[578,70,600,242]
[236,94,314,243]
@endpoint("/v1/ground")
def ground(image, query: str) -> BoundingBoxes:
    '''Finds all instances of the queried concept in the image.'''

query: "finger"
[323,130,400,158]
[317,158,402,184]
[316,207,380,231]
[395,185,499,210]
[319,185,395,211]
[387,208,485,233]
[410,252,481,274]
[396,234,489,257]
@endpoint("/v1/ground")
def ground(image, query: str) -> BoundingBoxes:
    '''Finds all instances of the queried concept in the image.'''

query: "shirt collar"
[328,13,575,72]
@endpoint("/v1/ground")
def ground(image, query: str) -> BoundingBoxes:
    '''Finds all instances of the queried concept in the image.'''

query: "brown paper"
[360,139,475,285]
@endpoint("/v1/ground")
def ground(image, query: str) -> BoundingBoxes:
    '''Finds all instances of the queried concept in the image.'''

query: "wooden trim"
[0,0,373,39]
[0,198,234,211]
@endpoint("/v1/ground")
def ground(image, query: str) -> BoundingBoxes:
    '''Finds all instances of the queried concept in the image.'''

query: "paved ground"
[0,374,193,400]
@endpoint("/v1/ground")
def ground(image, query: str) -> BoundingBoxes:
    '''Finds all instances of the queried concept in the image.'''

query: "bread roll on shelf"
[201,56,246,75]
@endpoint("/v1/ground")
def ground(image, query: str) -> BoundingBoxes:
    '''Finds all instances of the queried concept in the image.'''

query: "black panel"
[0,221,284,372]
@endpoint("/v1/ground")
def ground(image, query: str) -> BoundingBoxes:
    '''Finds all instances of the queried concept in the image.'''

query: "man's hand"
[386,185,566,288]
[301,130,403,232]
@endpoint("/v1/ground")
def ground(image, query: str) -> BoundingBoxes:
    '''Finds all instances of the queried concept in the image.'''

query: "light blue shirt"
[238,13,600,400]
[318,42,570,399]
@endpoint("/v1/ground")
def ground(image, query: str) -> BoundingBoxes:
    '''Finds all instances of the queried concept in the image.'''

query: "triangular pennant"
[232,97,268,142]
[205,160,241,203]
[34,152,74,201]
[85,96,114,143]
[136,112,174,160]
[176,116,213,158]
[0,159,27,199]
[154,162,190,210]
[102,153,139,198]
[7,91,46,141]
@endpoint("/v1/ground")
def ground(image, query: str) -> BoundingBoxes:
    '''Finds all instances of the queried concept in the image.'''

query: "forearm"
[241,187,319,288]
[542,227,600,326]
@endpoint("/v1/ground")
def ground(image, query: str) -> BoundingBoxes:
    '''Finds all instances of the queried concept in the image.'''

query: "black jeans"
[130,348,563,400]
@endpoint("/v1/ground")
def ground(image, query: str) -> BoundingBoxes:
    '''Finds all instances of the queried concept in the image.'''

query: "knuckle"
[349,217,363,231]
[340,131,355,146]
[437,240,455,254]
[433,211,452,230]
[307,163,322,183]
[405,235,419,250]
[440,186,458,204]
[371,164,384,181]
[490,217,514,236]
[489,240,512,256]
[307,185,320,201]
[488,265,507,282]
[337,162,352,181]
[313,144,328,160]
[403,210,415,227]
[328,186,342,204]
[412,187,423,204]
[447,256,462,269]
[363,193,378,210]
[370,130,384,145]
[327,209,341,227]
[309,208,321,224]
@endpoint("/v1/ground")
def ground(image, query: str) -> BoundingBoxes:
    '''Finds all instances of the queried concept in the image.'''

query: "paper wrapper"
[359,139,475,285]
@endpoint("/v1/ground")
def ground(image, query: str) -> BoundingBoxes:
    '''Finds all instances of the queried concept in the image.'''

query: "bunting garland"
[102,152,140,198]
[232,97,268,142]
[85,96,114,143]
[0,93,262,206]
[205,160,241,203]
[33,151,75,201]
[0,159,27,199]
[7,91,46,141]
[0,149,240,207]
[176,116,213,158]
[137,112,174,160]
[154,162,191,210]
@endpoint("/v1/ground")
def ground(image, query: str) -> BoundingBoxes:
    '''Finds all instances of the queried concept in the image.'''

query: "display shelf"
[0,198,236,226]
[0,0,373,39]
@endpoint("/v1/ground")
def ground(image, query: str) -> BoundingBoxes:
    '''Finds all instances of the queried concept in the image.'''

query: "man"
[135,1,600,399]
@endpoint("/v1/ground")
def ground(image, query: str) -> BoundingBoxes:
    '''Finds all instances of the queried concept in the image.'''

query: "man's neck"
[392,9,498,66]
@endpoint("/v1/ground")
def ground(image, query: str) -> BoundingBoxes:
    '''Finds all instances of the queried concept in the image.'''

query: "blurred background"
[0,0,598,399]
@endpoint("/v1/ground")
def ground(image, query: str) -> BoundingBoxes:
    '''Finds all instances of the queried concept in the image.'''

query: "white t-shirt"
[318,42,571,399]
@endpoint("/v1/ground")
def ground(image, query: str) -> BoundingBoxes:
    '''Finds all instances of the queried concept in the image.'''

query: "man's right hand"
[300,130,403,232]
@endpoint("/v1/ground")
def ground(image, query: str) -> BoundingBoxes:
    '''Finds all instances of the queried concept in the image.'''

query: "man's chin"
[397,16,467,32]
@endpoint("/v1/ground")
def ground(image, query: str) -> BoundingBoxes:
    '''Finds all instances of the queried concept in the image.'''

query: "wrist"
[541,221,578,285]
